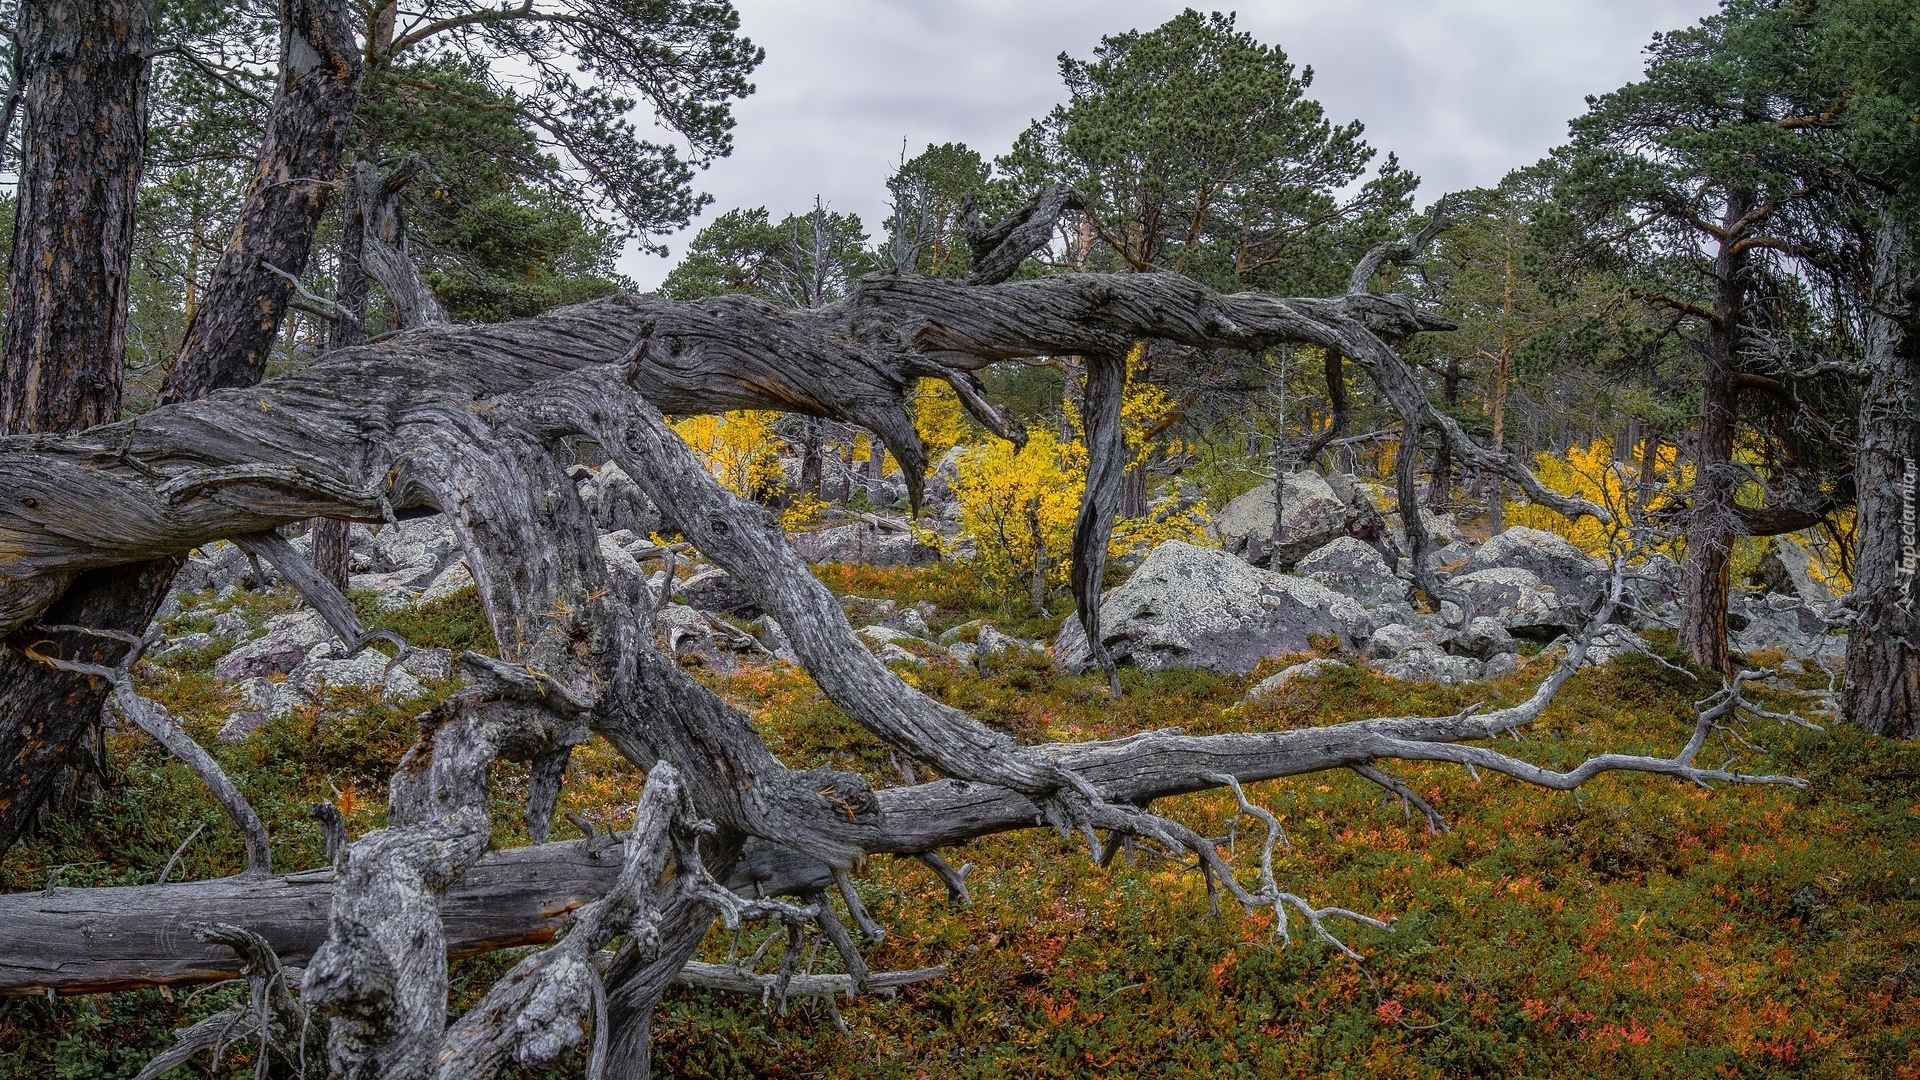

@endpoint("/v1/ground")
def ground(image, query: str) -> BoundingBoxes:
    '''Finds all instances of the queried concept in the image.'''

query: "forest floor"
[2,561,1918,1079]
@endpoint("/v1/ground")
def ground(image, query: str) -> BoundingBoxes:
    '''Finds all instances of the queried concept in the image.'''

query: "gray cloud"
[620,0,1719,288]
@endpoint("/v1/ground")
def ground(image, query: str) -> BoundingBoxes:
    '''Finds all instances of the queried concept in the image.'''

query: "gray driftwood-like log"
[0,606,1804,1000]
[0,197,1782,1077]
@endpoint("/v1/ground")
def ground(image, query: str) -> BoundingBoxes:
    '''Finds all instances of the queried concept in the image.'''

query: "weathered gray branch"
[23,645,272,877]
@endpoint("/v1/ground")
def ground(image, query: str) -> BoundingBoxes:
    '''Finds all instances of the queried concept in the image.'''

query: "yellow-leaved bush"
[1504,437,1691,557]
[951,429,1086,601]
[1503,436,1848,589]
[949,344,1211,609]
[667,411,786,500]
[909,379,969,472]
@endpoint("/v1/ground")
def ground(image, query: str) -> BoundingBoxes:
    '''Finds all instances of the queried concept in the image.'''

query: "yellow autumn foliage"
[952,345,1211,608]
[1504,436,1850,589]
[909,379,970,472]
[1062,342,1189,469]
[667,410,786,499]
[952,429,1086,601]
[1504,437,1692,556]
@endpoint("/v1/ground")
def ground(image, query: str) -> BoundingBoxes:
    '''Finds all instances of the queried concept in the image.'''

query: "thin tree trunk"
[1027,504,1049,616]
[837,431,855,507]
[1637,428,1663,500]
[866,431,885,502]
[1845,223,1920,737]
[800,418,824,496]
[1430,355,1459,509]
[0,0,150,433]
[1119,464,1148,518]
[0,0,361,854]
[1485,215,1518,533]
[1680,194,1752,675]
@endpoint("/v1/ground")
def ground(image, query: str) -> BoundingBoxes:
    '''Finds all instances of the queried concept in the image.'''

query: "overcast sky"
[619,0,1720,288]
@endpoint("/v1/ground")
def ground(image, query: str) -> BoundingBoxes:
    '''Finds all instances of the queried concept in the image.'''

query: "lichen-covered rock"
[790,522,939,567]
[875,642,923,666]
[750,615,800,664]
[221,643,449,740]
[1449,616,1517,661]
[887,607,934,640]
[1755,537,1831,602]
[857,624,921,649]
[1372,644,1484,685]
[152,631,216,663]
[350,559,472,612]
[1458,527,1604,608]
[1242,658,1350,701]
[1210,472,1354,568]
[838,595,897,624]
[1426,540,1477,574]
[675,567,762,617]
[595,532,652,600]
[924,446,966,507]
[1582,625,1649,667]
[572,461,660,536]
[216,675,279,742]
[283,643,427,706]
[395,647,453,683]
[1417,510,1465,546]
[976,625,1044,663]
[1053,540,1369,675]
[1480,652,1521,679]
[212,611,330,680]
[654,603,734,671]
[1296,536,1408,607]
[1451,566,1585,637]
[1365,622,1433,660]
[1729,592,1844,664]
[370,515,458,575]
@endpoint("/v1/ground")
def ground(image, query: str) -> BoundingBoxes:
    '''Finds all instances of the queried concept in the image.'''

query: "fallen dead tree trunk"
[1,647,1801,998]
[1,844,614,996]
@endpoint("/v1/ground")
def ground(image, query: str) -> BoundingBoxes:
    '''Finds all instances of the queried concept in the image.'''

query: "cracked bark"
[0,0,153,840]
[1845,223,1920,736]
[0,0,363,853]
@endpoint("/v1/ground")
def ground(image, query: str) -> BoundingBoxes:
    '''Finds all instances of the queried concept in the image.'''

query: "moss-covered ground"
[3,563,1918,1078]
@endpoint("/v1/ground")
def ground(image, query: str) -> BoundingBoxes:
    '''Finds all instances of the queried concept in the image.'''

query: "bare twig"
[23,649,271,876]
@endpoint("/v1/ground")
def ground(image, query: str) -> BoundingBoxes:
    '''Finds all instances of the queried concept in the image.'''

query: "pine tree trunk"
[1120,464,1149,518]
[0,0,153,836]
[866,431,885,501]
[1679,195,1751,676]
[156,0,361,406]
[1429,355,1460,509]
[800,418,824,496]
[0,0,361,853]
[0,0,150,433]
[1845,224,1920,737]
